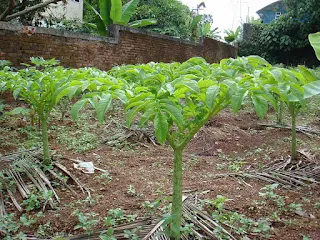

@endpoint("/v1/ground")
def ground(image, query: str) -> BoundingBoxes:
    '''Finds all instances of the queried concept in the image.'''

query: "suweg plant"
[260,66,320,160]
[0,58,79,165]
[73,57,249,238]
[218,57,320,160]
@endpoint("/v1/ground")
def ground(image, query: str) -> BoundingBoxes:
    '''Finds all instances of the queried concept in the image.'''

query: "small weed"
[36,222,53,237]
[126,184,142,197]
[95,172,113,185]
[57,124,99,153]
[73,210,100,233]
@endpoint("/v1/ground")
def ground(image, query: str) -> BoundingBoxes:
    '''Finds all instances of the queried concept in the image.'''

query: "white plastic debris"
[73,161,95,174]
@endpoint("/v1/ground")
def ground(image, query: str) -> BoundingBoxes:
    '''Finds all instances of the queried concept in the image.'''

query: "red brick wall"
[0,22,236,70]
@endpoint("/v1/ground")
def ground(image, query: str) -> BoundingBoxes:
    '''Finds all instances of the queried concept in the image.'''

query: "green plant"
[0,57,80,165]
[95,172,113,185]
[36,222,53,237]
[127,184,137,196]
[309,32,320,60]
[0,213,36,239]
[73,210,100,233]
[22,190,54,211]
[123,227,141,240]
[224,26,241,45]
[86,0,157,36]
[99,228,117,240]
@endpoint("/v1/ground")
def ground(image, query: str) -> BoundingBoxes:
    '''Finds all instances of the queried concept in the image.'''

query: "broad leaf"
[309,32,320,61]
[95,94,112,123]
[71,99,88,121]
[154,112,168,145]
[121,0,139,24]
[251,95,268,120]
[303,80,320,99]
[85,1,107,36]
[206,85,219,109]
[127,19,157,28]
[110,0,123,24]
[231,89,247,113]
[99,0,112,26]
[161,103,184,128]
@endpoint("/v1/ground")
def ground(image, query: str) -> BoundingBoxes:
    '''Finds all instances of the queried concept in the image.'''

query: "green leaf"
[110,0,123,24]
[13,87,21,99]
[139,106,157,127]
[303,80,320,99]
[121,0,139,24]
[161,103,183,128]
[191,15,202,31]
[99,0,112,25]
[154,112,168,145]
[126,102,148,127]
[180,80,200,93]
[71,99,88,121]
[6,107,31,116]
[95,94,112,123]
[298,66,316,83]
[127,19,157,28]
[251,95,268,120]
[309,32,320,61]
[206,85,219,109]
[231,89,247,113]
[85,1,107,36]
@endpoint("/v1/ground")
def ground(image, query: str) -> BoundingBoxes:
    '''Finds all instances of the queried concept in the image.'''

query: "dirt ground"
[1,92,320,240]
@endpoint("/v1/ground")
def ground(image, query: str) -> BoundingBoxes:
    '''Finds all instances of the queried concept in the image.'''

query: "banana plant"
[86,0,157,36]
[224,26,241,45]
[0,58,80,165]
[309,32,320,60]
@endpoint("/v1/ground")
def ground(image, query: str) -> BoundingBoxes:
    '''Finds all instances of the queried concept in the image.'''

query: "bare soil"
[1,93,320,240]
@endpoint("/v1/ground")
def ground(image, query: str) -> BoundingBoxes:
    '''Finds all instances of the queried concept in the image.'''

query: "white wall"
[45,0,83,21]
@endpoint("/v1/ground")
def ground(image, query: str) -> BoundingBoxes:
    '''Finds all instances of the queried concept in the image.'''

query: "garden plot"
[0,57,320,239]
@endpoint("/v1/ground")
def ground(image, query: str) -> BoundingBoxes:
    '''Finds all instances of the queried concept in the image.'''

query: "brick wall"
[0,22,236,70]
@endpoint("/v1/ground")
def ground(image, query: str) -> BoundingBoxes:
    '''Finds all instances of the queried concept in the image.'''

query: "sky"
[180,0,278,34]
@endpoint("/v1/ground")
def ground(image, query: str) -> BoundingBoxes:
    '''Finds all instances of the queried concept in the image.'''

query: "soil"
[1,93,320,240]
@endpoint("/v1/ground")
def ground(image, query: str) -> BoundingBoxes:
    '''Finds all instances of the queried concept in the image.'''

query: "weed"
[99,228,117,240]
[123,227,141,240]
[95,172,113,185]
[127,184,142,197]
[73,210,100,233]
[57,124,99,153]
[22,190,54,211]
[36,222,53,237]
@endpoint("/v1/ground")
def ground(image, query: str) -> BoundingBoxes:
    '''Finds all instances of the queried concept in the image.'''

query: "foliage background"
[238,0,320,66]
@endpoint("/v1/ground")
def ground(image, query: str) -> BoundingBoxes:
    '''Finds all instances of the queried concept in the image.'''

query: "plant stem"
[40,114,51,165]
[170,147,183,239]
[289,104,297,160]
[277,100,284,125]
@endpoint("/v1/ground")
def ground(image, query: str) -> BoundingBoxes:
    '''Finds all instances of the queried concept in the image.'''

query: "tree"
[127,0,192,39]
[0,0,64,24]
[239,0,320,66]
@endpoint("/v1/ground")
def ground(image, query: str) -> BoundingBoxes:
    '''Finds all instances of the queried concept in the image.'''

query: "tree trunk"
[40,115,51,165]
[170,147,183,239]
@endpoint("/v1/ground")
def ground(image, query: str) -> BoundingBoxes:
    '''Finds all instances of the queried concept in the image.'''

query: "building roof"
[256,0,284,14]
